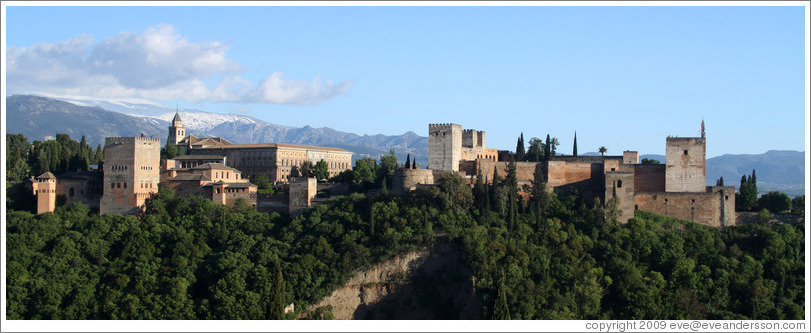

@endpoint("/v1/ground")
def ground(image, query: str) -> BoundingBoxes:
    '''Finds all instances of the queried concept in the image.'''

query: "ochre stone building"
[99,136,161,215]
[188,143,352,183]
[161,156,257,207]
[413,122,735,227]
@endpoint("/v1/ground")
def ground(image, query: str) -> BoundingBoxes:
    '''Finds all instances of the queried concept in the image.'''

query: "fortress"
[396,122,736,228]
[30,113,735,227]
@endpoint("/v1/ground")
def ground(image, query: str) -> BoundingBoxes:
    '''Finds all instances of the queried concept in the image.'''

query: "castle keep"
[99,137,161,215]
[416,122,735,228]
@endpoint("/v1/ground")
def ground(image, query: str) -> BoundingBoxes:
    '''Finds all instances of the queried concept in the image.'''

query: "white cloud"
[245,73,354,105]
[7,24,352,105]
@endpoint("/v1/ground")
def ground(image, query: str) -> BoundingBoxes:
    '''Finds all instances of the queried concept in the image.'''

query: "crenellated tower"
[100,137,161,215]
[665,122,707,192]
[428,123,463,172]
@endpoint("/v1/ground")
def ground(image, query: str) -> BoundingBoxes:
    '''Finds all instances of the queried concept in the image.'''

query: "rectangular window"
[684,150,688,155]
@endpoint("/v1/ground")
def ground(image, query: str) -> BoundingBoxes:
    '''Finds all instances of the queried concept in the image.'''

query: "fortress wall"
[634,187,734,227]
[393,168,435,194]
[634,164,666,192]
[547,160,601,188]
[476,160,537,187]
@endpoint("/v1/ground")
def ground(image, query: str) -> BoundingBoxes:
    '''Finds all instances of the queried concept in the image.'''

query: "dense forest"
[5,133,806,320]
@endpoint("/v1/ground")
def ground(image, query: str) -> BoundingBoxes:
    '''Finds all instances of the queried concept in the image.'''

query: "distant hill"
[5,95,429,165]
[641,153,804,197]
[706,151,805,197]
[5,95,167,148]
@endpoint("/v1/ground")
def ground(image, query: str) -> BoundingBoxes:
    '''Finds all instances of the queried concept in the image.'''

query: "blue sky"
[4,4,807,158]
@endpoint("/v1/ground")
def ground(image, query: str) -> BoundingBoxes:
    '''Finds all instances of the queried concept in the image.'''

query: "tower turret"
[168,111,185,145]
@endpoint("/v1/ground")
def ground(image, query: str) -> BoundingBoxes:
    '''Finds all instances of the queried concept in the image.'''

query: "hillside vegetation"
[6,169,805,319]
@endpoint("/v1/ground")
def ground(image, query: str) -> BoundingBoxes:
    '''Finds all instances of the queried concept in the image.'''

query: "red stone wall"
[634,164,666,192]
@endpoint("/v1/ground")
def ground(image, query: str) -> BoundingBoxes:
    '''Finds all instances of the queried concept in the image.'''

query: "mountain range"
[5,95,805,196]
[6,95,429,165]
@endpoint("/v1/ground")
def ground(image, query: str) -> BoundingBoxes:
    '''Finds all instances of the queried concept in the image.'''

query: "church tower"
[168,111,185,145]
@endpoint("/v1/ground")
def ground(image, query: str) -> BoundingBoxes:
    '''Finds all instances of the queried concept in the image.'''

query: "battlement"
[666,136,705,143]
[105,137,161,144]
[429,123,460,131]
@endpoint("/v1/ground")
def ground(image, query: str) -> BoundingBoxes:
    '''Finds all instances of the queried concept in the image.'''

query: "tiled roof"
[192,163,239,171]
[195,143,350,153]
[171,174,211,181]
[172,155,226,160]
[37,172,56,179]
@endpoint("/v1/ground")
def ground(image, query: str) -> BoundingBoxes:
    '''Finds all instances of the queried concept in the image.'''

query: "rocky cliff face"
[307,242,482,320]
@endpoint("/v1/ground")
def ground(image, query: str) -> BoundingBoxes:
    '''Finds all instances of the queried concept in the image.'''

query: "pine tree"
[572,131,578,156]
[515,133,526,161]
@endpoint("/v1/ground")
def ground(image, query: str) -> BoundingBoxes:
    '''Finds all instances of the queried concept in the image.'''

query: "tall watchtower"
[428,123,462,172]
[665,122,706,192]
[31,172,57,214]
[168,112,185,145]
[100,137,161,215]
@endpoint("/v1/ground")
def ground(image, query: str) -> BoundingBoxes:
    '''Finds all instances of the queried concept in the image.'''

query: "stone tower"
[168,111,185,145]
[665,123,706,192]
[32,172,57,214]
[289,177,317,216]
[100,137,161,215]
[428,123,462,172]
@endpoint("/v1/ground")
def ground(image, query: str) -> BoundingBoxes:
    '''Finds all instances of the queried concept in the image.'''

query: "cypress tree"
[492,270,511,320]
[483,176,491,213]
[515,133,526,161]
[268,256,286,320]
[405,154,411,169]
[93,144,104,165]
[369,205,376,237]
[572,132,578,156]
[475,168,485,210]
[544,134,551,158]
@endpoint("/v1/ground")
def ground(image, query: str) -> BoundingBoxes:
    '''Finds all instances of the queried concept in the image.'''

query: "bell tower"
[168,111,185,145]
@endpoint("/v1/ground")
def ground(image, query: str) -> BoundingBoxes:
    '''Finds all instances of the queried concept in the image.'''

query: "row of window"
[111,182,127,189]
[140,166,154,171]
[37,189,55,194]
[279,159,350,169]
[216,188,248,194]
[214,171,238,179]
[110,165,128,171]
